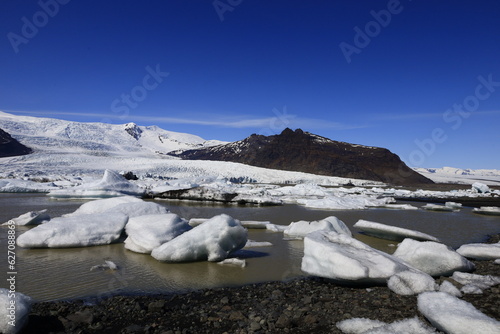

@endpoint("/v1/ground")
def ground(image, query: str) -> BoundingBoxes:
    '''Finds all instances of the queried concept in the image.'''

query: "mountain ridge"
[169,128,433,186]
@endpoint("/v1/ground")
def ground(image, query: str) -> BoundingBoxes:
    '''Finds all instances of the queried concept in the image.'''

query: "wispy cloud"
[4,109,365,131]
[373,110,500,121]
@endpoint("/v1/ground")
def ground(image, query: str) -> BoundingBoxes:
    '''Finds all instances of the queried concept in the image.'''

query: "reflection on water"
[0,194,499,301]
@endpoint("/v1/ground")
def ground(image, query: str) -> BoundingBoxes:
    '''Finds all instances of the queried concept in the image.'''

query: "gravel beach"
[18,234,499,334]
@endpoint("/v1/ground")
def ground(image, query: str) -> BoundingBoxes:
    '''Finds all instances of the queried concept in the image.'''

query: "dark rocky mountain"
[169,128,433,185]
[0,128,32,158]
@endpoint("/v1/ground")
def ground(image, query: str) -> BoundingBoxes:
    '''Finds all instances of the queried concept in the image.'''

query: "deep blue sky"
[1,0,499,169]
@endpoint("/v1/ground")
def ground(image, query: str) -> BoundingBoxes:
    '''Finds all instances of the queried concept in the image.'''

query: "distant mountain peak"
[124,122,142,140]
[169,129,433,185]
[0,128,32,158]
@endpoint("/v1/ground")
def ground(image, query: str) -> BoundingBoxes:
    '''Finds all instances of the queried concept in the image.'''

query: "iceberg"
[66,196,144,216]
[48,169,145,198]
[266,224,288,232]
[16,213,128,248]
[217,258,246,267]
[2,209,50,226]
[124,214,191,254]
[439,280,462,297]
[284,216,351,238]
[387,270,438,295]
[90,260,118,271]
[472,182,490,193]
[244,240,273,248]
[451,272,500,290]
[151,214,247,262]
[353,219,440,242]
[472,206,500,216]
[456,242,500,260]
[336,317,437,334]
[301,231,416,284]
[422,203,456,212]
[296,195,391,210]
[393,239,475,276]
[418,292,500,334]
[0,289,32,334]
[66,196,168,218]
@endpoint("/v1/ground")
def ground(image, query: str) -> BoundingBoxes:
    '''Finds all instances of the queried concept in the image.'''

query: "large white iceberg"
[472,182,490,194]
[0,289,32,334]
[2,209,50,226]
[456,242,500,260]
[284,216,351,238]
[301,231,416,284]
[393,239,475,276]
[151,214,248,262]
[124,214,191,254]
[16,213,128,248]
[48,169,145,198]
[353,220,440,242]
[66,196,168,218]
[418,292,500,334]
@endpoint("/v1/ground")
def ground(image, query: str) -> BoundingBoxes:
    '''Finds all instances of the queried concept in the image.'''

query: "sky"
[0,0,499,169]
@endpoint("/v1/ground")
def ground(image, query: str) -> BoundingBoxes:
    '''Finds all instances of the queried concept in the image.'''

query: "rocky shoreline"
[19,236,500,334]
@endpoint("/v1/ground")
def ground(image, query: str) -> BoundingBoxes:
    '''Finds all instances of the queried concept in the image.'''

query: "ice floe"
[418,291,500,334]
[472,182,491,194]
[393,239,475,276]
[0,289,32,334]
[16,213,128,248]
[48,169,145,198]
[301,231,419,285]
[422,203,456,212]
[456,242,500,260]
[387,270,438,295]
[439,280,462,297]
[472,206,500,216]
[284,216,351,239]
[217,258,246,267]
[90,260,118,271]
[451,272,500,291]
[2,209,50,226]
[296,195,392,210]
[337,317,437,334]
[66,196,169,218]
[0,178,59,193]
[353,220,440,242]
[151,214,247,262]
[244,240,273,248]
[124,214,191,254]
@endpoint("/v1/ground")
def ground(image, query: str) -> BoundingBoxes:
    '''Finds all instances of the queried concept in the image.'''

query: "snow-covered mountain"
[413,167,500,185]
[0,111,225,155]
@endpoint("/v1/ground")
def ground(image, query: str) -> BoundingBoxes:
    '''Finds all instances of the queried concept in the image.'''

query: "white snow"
[392,239,475,276]
[301,231,419,284]
[124,214,191,254]
[151,214,247,262]
[337,317,437,334]
[48,169,145,198]
[418,291,500,334]
[472,206,500,216]
[284,216,352,238]
[439,280,462,297]
[456,242,500,260]
[296,195,392,210]
[16,213,128,248]
[2,209,50,226]
[353,220,440,242]
[413,167,500,186]
[387,270,438,295]
[0,178,60,193]
[0,289,32,334]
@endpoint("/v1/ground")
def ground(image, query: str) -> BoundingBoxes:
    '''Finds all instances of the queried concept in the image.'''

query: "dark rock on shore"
[21,255,499,334]
[169,128,433,186]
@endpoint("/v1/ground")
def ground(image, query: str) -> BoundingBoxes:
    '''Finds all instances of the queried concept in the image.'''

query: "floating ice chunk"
[217,258,246,267]
[336,317,437,334]
[48,169,145,198]
[124,214,191,254]
[379,204,419,210]
[151,214,247,262]
[472,182,490,194]
[445,201,462,209]
[422,204,455,212]
[244,240,273,248]
[90,260,118,271]
[266,224,288,232]
[188,218,208,226]
[284,216,351,238]
[0,179,59,193]
[66,196,144,216]
[353,220,440,242]
[297,195,391,210]
[418,292,500,334]
[105,201,169,218]
[439,280,462,297]
[0,289,32,334]
[301,231,415,284]
[387,270,437,295]
[461,284,483,294]
[451,272,500,290]
[3,209,50,226]
[456,243,500,260]
[393,239,474,276]
[239,220,271,229]
[472,206,500,216]
[17,213,128,248]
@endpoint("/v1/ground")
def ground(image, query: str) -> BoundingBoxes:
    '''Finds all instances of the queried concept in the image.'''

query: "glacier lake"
[1,193,499,302]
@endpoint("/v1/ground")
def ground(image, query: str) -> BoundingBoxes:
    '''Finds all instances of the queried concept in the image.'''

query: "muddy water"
[0,194,499,302]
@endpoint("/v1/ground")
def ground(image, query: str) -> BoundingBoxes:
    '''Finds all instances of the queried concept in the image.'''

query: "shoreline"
[20,236,500,334]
